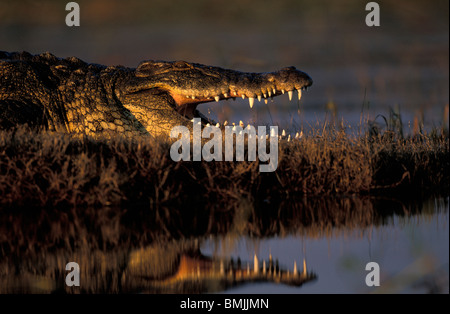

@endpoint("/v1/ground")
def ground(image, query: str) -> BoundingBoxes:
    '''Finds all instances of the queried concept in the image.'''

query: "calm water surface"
[201,197,449,294]
[0,196,447,294]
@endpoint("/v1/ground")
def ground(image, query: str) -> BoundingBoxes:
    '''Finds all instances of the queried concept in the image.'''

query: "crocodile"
[0,51,313,138]
[125,242,315,293]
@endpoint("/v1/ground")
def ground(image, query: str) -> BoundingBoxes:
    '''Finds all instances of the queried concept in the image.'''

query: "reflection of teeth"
[220,260,224,275]
[239,120,244,128]
[270,128,276,137]
[254,254,259,274]
[214,96,220,102]
[288,90,293,101]
[249,97,254,108]
[224,121,228,126]
[303,259,307,276]
[263,260,266,274]
[216,123,220,127]
[293,261,298,276]
[206,123,210,127]
[265,99,268,104]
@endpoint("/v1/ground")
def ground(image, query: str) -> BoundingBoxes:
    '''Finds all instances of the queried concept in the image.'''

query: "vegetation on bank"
[0,118,448,210]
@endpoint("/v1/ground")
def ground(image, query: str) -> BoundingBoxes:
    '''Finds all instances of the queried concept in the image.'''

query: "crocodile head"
[116,60,313,137]
[125,243,316,293]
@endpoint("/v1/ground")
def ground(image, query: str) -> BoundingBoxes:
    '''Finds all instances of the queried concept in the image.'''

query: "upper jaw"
[169,67,313,118]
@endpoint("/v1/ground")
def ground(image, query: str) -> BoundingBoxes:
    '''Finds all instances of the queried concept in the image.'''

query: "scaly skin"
[0,51,313,138]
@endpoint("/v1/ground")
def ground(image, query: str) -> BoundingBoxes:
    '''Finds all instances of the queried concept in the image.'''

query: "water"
[201,197,449,294]
[0,196,447,294]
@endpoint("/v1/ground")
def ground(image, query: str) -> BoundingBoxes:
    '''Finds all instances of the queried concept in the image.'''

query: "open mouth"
[169,84,312,124]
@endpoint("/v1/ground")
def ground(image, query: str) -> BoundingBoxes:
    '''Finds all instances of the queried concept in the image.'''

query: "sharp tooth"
[239,120,244,128]
[232,126,236,131]
[254,254,259,274]
[186,96,190,98]
[293,261,298,276]
[281,89,285,94]
[191,118,195,122]
[224,93,228,98]
[233,91,237,96]
[247,124,251,130]
[206,123,210,127]
[257,95,261,102]
[263,93,267,98]
[288,134,291,141]
[214,96,220,102]
[191,96,195,99]
[303,258,307,276]
[282,129,286,137]
[268,91,272,97]
[216,123,220,127]
[295,132,299,139]
[288,90,293,101]
[249,97,254,108]
[273,88,276,94]
[297,89,302,101]
[270,128,276,137]
[224,121,228,126]
[242,95,245,99]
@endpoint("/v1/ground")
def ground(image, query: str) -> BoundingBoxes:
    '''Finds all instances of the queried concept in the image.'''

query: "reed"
[0,116,448,210]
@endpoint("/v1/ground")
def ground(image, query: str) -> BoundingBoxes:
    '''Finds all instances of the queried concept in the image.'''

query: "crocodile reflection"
[0,195,438,293]
[124,241,314,293]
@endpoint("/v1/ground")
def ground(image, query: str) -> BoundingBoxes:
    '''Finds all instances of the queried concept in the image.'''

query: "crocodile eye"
[173,61,191,69]
[136,61,170,76]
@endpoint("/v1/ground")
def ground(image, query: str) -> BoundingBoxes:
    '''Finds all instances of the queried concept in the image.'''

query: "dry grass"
[0,121,448,210]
